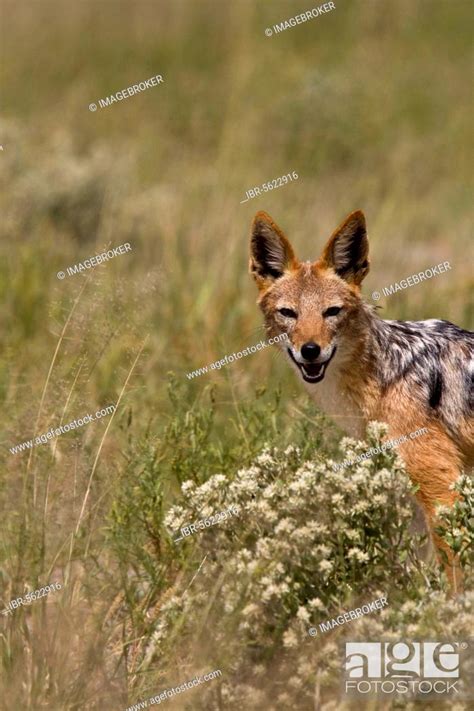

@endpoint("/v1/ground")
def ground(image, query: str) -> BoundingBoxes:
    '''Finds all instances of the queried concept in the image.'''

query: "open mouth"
[287,347,337,383]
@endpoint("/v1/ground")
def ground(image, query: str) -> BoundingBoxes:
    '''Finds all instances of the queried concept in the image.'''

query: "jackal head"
[249,210,370,384]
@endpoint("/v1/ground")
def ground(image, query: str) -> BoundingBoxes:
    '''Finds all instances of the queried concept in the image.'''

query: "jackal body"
[249,210,473,590]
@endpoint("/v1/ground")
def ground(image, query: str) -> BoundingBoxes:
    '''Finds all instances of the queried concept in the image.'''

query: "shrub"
[111,411,473,709]
[125,422,474,709]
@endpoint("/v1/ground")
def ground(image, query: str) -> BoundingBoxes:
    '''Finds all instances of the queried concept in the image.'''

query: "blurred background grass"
[0,0,473,708]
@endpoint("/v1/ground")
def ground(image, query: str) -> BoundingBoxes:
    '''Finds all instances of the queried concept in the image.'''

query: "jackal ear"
[250,211,297,286]
[320,210,370,286]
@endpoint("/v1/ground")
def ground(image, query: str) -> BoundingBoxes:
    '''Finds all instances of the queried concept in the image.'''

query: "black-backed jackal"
[250,209,473,593]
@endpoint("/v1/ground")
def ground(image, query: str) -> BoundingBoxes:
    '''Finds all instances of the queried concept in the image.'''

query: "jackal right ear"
[319,210,369,286]
[249,211,297,286]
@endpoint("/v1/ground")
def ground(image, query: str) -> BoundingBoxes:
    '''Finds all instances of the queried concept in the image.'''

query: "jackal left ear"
[319,210,370,286]
[250,211,297,286]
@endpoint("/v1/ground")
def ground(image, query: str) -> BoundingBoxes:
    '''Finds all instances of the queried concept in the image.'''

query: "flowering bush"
[116,422,472,709]
[435,474,474,569]
[162,423,424,617]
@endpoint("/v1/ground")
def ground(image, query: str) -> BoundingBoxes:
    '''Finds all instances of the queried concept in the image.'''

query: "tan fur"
[250,210,472,594]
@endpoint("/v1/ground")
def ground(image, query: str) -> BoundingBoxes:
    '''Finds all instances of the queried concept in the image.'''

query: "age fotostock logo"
[343,641,472,698]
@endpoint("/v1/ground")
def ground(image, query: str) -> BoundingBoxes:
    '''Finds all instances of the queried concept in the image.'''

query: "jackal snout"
[300,341,320,361]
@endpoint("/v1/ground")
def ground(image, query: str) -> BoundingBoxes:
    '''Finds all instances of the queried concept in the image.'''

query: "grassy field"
[0,1,473,709]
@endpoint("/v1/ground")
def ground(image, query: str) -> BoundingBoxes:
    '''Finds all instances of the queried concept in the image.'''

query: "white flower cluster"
[141,429,473,709]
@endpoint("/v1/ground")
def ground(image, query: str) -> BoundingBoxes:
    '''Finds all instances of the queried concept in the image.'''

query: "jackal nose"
[301,342,321,361]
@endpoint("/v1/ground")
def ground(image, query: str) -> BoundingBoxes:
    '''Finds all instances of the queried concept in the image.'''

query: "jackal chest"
[303,372,366,439]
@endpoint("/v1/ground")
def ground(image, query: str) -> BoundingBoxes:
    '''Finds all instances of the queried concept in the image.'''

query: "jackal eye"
[323,306,342,317]
[278,307,297,319]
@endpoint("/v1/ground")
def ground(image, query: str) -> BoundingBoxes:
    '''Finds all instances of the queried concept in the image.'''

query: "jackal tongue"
[301,362,323,377]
